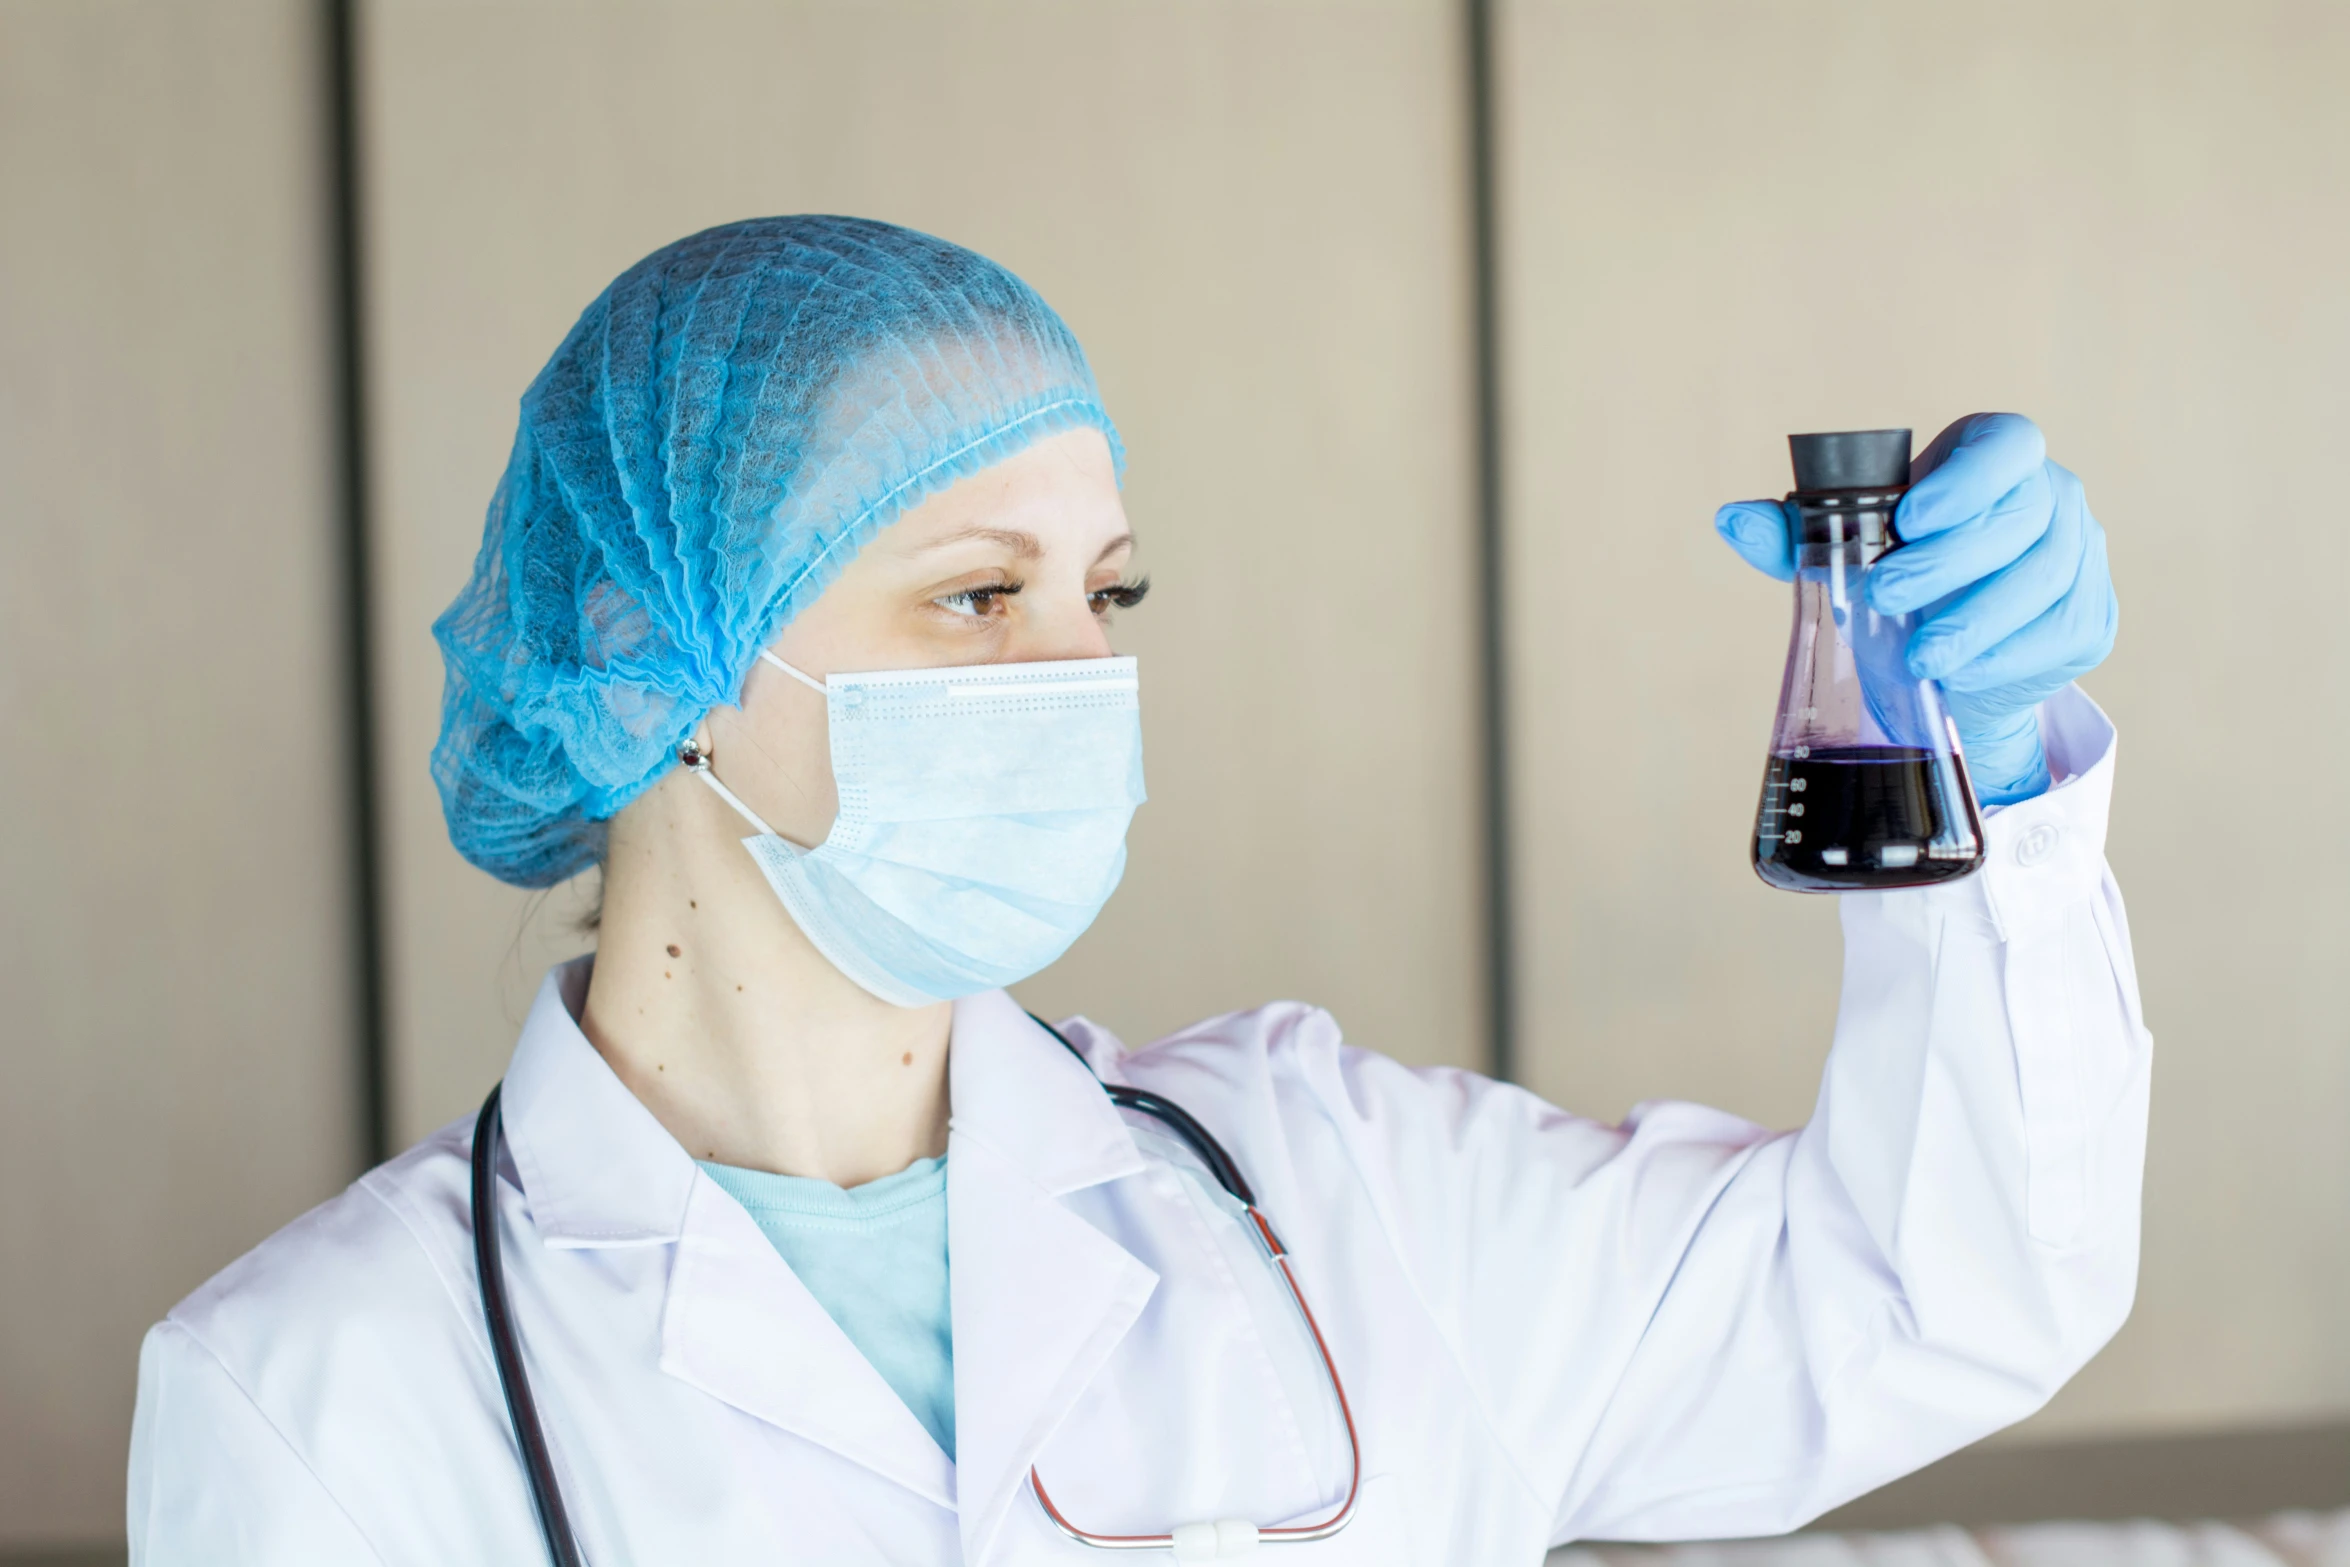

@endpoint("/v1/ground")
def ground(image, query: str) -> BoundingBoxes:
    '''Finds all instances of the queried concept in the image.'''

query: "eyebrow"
[911,524,1135,566]
[914,524,1044,559]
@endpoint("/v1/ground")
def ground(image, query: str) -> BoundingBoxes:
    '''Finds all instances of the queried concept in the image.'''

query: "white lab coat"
[128,688,2150,1565]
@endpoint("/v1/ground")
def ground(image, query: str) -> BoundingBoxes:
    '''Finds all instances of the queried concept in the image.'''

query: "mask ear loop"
[677,740,778,839]
[758,648,830,696]
[678,651,828,839]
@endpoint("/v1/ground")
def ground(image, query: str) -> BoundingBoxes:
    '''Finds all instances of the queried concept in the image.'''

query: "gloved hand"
[1714,413,2119,807]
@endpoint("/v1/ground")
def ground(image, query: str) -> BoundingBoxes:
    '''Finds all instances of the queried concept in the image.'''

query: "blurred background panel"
[0,0,358,1548]
[1495,0,2350,1440]
[356,0,1487,1148]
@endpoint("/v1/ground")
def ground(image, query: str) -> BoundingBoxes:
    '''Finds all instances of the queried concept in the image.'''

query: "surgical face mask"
[682,650,1146,1007]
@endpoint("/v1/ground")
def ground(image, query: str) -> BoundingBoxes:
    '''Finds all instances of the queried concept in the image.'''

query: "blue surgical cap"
[431,216,1124,887]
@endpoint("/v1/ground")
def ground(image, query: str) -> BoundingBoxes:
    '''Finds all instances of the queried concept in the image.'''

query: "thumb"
[1714,500,1796,582]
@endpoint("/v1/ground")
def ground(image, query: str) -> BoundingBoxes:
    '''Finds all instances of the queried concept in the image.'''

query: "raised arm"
[1326,686,2147,1544]
[1566,689,2145,1539]
[1280,414,2144,1544]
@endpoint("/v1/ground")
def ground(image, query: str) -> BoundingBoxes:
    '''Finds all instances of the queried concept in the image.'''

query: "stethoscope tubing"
[1025,1017,1364,1553]
[471,1086,586,1567]
[468,1017,1360,1564]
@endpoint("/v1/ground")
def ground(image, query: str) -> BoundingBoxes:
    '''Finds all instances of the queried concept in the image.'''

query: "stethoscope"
[470,1014,1361,1564]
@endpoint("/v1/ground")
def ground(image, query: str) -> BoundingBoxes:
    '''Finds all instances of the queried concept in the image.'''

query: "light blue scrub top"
[697,1156,955,1459]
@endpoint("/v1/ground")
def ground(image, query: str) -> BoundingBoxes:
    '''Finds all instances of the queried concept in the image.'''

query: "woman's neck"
[577,769,951,1186]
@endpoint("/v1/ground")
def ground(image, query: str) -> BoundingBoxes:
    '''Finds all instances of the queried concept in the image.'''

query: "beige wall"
[1495,0,2350,1438]
[358,0,1488,1147]
[0,0,358,1546]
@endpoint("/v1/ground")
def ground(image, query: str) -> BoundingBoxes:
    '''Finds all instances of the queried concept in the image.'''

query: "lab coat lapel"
[947,992,1158,1564]
[659,1174,957,1510]
[504,959,955,1508]
[503,965,1152,1539]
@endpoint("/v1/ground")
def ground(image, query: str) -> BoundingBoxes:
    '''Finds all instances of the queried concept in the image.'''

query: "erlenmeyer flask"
[1752,429,1985,892]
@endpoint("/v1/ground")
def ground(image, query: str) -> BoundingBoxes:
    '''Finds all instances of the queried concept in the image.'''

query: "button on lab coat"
[129,687,2150,1564]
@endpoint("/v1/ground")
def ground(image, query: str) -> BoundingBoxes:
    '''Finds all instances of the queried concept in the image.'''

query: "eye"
[1088,577,1151,616]
[935,583,1020,619]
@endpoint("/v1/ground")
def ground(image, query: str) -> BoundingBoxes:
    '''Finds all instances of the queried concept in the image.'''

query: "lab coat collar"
[655,988,1159,1545]
[946,987,1147,1195]
[499,956,696,1248]
[500,962,1144,1241]
[946,989,1160,1562]
[499,959,963,1505]
[501,966,1161,1541]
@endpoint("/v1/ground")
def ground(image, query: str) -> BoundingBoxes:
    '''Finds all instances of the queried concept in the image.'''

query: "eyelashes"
[935,583,1020,617]
[933,576,1151,620]
[1090,576,1150,613]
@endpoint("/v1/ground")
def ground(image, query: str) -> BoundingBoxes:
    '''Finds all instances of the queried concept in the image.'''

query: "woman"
[128,218,2145,1564]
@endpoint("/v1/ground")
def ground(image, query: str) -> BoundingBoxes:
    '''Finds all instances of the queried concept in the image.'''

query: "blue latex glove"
[1715,413,2119,806]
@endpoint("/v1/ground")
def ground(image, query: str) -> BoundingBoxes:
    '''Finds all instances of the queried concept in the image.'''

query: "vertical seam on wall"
[1467,0,1517,1083]
[324,0,389,1168]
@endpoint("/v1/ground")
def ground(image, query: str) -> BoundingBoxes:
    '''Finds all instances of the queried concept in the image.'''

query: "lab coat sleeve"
[128,1320,385,1567]
[1329,688,2149,1544]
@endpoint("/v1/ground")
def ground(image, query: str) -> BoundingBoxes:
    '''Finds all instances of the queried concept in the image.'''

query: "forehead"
[873,427,1127,556]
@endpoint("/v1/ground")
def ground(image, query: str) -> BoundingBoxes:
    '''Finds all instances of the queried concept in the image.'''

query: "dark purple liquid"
[1752,746,1984,892]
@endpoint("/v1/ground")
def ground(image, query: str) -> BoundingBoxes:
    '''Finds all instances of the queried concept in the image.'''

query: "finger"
[1901,469,2084,678]
[1939,509,2118,694]
[1897,413,2048,542]
[1714,499,1796,582]
[1867,463,2053,614]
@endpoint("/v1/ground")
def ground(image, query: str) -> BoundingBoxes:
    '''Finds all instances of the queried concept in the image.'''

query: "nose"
[1008,586,1115,664]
